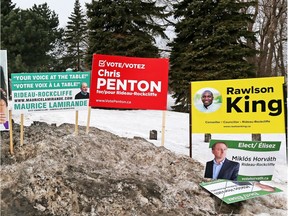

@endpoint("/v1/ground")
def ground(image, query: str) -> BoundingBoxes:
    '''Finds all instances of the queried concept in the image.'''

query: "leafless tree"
[255,0,287,78]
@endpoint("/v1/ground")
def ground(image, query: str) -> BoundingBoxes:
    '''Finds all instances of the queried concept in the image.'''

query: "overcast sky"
[12,0,90,27]
[11,0,173,52]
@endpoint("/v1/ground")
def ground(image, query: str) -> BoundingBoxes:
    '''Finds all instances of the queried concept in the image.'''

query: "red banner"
[89,54,169,110]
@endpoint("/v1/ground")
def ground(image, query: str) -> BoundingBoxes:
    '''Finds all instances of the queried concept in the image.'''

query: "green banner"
[12,72,90,90]
[237,175,273,181]
[209,139,281,152]
[200,180,282,204]
[11,72,90,113]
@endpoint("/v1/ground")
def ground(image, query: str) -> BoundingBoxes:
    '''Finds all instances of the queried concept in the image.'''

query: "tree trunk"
[256,0,287,77]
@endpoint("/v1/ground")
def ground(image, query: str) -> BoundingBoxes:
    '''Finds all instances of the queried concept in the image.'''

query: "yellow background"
[191,77,285,133]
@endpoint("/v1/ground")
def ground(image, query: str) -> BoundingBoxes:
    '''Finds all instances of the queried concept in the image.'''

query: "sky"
[9,95,287,200]
[11,0,174,51]
[12,0,90,27]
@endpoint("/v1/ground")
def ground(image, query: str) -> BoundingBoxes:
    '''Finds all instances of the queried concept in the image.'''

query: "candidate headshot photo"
[75,82,89,100]
[204,142,240,181]
[194,88,222,113]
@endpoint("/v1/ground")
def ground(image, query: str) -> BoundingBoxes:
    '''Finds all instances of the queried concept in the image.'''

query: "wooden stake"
[86,106,91,134]
[161,110,166,146]
[20,113,24,146]
[9,110,14,155]
[75,110,79,135]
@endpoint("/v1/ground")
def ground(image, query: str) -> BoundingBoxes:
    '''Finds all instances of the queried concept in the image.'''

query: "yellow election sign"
[191,77,285,133]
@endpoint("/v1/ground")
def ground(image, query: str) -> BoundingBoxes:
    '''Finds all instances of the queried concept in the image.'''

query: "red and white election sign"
[89,54,169,110]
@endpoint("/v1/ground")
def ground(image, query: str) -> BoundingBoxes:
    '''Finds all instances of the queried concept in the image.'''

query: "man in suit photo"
[75,82,89,99]
[204,142,240,181]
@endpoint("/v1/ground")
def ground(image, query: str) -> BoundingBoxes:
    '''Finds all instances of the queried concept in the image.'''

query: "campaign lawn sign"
[11,72,90,113]
[208,139,282,181]
[89,54,169,110]
[0,50,9,131]
[200,179,282,204]
[191,77,285,133]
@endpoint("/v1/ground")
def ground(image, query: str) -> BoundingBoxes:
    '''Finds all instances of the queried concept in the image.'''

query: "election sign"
[89,54,169,110]
[12,72,90,113]
[206,139,282,181]
[200,180,282,204]
[191,77,285,133]
[0,50,9,131]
